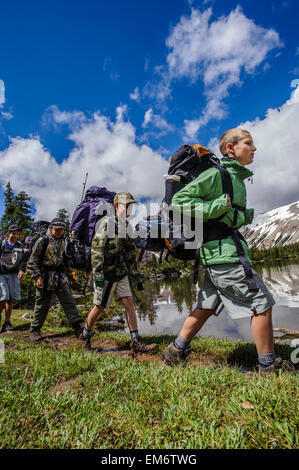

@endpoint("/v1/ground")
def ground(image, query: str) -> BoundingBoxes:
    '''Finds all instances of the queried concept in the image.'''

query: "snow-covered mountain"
[242,201,299,249]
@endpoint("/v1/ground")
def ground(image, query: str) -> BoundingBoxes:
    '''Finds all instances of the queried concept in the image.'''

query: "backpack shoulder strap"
[39,236,49,266]
[215,164,234,201]
[0,239,6,257]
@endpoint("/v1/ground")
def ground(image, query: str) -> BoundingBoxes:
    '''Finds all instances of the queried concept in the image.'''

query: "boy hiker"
[80,192,158,354]
[27,218,84,342]
[162,129,281,374]
[0,225,26,332]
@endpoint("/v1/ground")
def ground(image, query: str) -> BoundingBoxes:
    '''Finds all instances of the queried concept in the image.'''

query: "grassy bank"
[0,310,298,449]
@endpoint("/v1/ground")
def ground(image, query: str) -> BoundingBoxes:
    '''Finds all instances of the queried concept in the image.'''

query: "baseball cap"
[114,192,137,205]
[8,224,20,232]
[50,218,67,229]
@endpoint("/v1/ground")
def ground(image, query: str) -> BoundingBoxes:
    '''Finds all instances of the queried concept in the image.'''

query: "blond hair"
[219,128,251,156]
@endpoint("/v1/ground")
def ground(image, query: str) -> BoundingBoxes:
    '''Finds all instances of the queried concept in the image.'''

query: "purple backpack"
[65,187,116,272]
[70,186,116,245]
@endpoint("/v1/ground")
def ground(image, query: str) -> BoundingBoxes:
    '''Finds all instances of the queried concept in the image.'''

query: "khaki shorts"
[93,276,132,307]
[197,263,275,319]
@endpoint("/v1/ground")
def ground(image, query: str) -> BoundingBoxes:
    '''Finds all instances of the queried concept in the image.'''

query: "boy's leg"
[205,264,279,372]
[80,280,115,348]
[1,274,21,332]
[120,296,138,332]
[56,282,84,336]
[161,307,215,365]
[120,295,158,353]
[85,305,105,331]
[178,307,215,342]
[251,307,274,354]
[116,276,158,353]
[5,301,13,323]
[0,300,6,317]
[30,288,53,336]
[162,269,220,365]
[0,275,9,328]
[0,300,6,331]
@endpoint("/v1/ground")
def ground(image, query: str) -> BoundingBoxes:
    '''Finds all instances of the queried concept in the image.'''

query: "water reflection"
[133,260,299,341]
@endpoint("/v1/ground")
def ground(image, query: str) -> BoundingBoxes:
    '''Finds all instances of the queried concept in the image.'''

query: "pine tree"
[0,183,34,241]
[0,182,16,236]
[56,208,70,235]
[13,191,34,241]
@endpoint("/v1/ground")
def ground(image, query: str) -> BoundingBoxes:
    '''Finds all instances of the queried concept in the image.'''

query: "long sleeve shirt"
[91,216,141,282]
[26,233,68,284]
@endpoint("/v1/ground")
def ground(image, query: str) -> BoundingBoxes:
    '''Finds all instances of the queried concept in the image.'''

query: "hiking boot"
[73,321,85,339]
[79,332,91,350]
[130,337,158,354]
[0,321,13,333]
[161,343,191,366]
[257,356,283,375]
[29,329,43,343]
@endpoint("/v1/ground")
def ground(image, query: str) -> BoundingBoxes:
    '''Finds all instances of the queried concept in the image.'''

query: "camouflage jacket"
[91,216,141,282]
[26,233,69,286]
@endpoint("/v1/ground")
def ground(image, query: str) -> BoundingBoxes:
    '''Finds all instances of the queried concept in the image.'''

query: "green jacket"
[171,157,254,266]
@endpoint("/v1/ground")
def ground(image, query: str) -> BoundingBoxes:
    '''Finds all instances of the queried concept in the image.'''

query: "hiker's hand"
[18,270,25,280]
[35,276,43,288]
[227,195,231,207]
[95,277,105,288]
[137,282,144,291]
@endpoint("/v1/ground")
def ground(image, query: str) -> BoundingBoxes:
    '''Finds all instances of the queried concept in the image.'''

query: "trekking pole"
[80,173,88,203]
[82,272,90,296]
[123,255,141,304]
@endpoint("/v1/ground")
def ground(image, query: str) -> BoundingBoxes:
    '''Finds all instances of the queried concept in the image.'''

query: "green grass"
[0,310,298,449]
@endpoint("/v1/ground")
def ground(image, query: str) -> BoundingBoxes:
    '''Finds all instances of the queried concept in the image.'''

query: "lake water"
[130,259,299,342]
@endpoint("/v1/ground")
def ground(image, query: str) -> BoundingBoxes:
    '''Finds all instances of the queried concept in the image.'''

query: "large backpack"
[134,144,221,260]
[134,144,257,289]
[65,186,116,271]
[23,221,50,265]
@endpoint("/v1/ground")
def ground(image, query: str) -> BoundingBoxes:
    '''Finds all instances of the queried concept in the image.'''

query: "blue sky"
[0,0,299,220]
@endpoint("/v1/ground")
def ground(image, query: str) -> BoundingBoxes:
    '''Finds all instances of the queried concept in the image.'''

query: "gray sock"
[258,352,276,366]
[130,330,139,341]
[83,327,91,338]
[174,335,190,351]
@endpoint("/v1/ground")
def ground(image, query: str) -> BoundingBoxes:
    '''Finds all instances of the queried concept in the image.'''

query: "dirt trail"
[6,330,219,368]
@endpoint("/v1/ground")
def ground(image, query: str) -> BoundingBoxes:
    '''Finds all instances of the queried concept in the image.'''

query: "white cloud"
[0,106,168,220]
[142,108,175,138]
[1,111,13,120]
[42,105,87,130]
[145,7,282,139]
[129,86,141,103]
[0,80,5,106]
[172,7,283,138]
[227,85,299,214]
[110,73,120,81]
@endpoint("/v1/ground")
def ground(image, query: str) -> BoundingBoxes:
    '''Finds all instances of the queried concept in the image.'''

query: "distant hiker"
[0,225,26,333]
[161,129,281,374]
[27,218,84,342]
[80,192,158,354]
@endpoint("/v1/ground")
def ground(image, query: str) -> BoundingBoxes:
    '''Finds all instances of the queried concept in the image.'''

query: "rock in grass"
[22,313,32,319]
[240,401,255,410]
